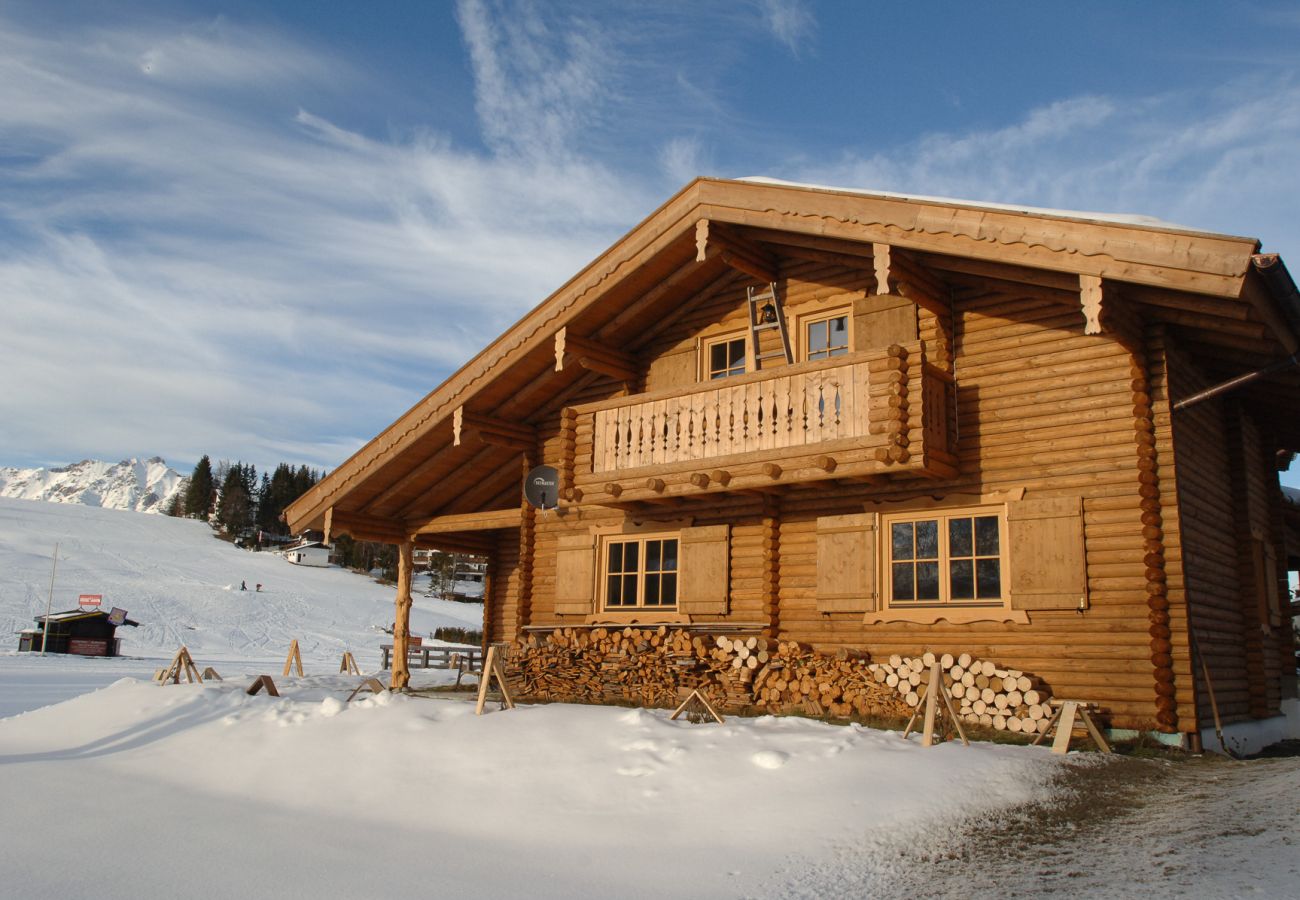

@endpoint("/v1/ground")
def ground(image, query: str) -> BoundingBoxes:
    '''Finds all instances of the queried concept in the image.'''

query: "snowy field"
[0,673,1063,898]
[0,497,481,715]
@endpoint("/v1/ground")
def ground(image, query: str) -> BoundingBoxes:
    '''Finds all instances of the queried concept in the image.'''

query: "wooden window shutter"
[816,513,878,612]
[1007,497,1087,611]
[679,525,729,615]
[853,294,917,352]
[554,533,597,615]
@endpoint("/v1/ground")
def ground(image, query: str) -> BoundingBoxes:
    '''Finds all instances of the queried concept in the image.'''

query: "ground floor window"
[884,507,1004,606]
[603,535,679,609]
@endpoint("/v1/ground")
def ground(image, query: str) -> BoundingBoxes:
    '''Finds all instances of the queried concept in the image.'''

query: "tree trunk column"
[391,540,415,691]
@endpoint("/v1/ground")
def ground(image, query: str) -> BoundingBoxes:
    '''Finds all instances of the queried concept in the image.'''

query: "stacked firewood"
[504,628,911,719]
[867,652,1054,734]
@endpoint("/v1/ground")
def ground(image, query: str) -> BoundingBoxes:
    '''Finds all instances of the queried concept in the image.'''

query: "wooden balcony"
[561,340,954,506]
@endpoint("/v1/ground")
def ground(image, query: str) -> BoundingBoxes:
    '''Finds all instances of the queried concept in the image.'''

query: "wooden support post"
[339,651,360,676]
[1033,699,1111,754]
[1051,701,1079,754]
[391,540,414,691]
[902,661,969,747]
[200,667,223,681]
[282,639,304,677]
[474,643,515,715]
[920,661,941,746]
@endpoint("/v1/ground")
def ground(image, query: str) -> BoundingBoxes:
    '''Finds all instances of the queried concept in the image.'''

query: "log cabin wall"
[485,254,1292,735]
[773,289,1179,731]
[1164,335,1291,726]
[500,272,1192,730]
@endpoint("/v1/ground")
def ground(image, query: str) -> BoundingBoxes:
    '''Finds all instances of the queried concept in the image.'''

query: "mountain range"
[0,457,186,514]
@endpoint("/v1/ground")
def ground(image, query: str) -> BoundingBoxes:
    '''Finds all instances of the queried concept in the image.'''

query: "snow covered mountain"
[0,457,186,514]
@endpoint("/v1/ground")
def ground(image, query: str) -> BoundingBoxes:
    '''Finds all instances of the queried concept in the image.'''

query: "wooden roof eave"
[286,180,715,533]
[692,179,1259,299]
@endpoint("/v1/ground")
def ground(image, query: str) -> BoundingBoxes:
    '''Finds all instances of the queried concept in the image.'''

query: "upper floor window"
[705,335,747,380]
[805,313,849,361]
[603,535,679,610]
[885,507,1005,606]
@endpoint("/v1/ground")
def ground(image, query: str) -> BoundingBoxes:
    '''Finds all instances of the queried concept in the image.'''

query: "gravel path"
[772,745,1300,899]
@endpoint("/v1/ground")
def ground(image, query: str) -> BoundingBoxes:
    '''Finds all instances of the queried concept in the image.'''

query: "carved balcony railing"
[560,340,955,505]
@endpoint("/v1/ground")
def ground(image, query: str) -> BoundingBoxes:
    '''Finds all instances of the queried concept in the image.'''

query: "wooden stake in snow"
[346,677,387,702]
[475,643,515,715]
[901,662,969,747]
[282,639,304,677]
[246,675,280,697]
[158,646,203,685]
[200,667,223,681]
[339,651,360,676]
[670,688,725,724]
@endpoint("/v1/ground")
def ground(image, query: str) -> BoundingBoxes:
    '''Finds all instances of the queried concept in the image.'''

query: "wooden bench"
[380,644,483,672]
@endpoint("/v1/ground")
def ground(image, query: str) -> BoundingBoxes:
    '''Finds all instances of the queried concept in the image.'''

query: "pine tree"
[215,462,254,535]
[184,455,215,520]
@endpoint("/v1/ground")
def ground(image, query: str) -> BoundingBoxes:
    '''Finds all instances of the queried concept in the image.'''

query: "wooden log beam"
[554,326,638,381]
[452,406,536,452]
[873,243,949,316]
[405,508,522,535]
[323,508,405,545]
[361,440,466,517]
[696,218,780,283]
[1241,262,1299,355]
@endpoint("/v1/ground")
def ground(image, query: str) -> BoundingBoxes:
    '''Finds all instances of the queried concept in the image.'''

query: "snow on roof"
[738,176,1227,237]
[1282,485,1300,505]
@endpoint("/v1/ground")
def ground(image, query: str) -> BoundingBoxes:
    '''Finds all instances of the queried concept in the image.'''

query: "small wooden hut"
[286,178,1300,748]
[19,609,139,656]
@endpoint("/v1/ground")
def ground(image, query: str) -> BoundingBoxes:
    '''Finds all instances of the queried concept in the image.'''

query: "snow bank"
[0,678,1062,898]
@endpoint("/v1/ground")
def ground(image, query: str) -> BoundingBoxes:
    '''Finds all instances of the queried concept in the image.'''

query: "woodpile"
[868,652,1054,734]
[505,628,912,719]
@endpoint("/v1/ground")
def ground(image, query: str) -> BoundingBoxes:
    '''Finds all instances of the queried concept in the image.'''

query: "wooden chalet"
[286,178,1300,746]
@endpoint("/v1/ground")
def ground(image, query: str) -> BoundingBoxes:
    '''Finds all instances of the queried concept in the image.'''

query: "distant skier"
[255,583,262,592]
[240,580,246,591]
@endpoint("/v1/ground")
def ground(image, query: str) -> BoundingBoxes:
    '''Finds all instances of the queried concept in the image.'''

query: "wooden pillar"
[391,540,415,691]
[516,452,536,640]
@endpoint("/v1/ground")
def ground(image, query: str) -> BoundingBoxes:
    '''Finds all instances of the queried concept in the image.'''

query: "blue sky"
[3,1,1299,480]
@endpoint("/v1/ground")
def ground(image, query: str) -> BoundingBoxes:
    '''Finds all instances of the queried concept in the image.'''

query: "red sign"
[408,636,423,649]
[78,594,103,609]
[68,638,109,656]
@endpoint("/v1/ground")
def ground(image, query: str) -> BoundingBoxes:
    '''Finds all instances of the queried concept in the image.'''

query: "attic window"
[804,313,849,360]
[705,335,747,379]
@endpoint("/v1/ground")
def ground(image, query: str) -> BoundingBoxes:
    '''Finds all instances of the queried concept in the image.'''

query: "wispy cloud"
[757,0,816,56]
[790,77,1300,258]
[0,11,649,473]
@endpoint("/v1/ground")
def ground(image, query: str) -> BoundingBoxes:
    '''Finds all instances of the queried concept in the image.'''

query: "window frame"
[599,532,681,612]
[881,505,1009,609]
[798,308,852,362]
[700,332,749,381]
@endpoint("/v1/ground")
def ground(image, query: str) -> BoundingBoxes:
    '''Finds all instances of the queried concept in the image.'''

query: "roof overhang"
[286,177,1296,536]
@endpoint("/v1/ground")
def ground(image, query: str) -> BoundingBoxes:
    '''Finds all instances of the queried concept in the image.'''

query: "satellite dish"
[524,465,560,510]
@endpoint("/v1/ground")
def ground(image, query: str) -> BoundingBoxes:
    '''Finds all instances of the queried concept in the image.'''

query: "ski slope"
[0,497,481,666]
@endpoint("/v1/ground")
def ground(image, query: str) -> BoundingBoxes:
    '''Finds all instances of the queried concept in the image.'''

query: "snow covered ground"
[3,497,1296,897]
[0,497,481,715]
[0,674,1063,898]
